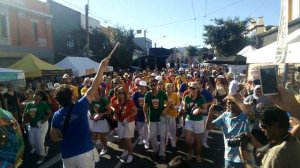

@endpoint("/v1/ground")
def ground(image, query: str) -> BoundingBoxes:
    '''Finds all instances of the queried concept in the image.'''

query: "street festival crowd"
[1,55,300,168]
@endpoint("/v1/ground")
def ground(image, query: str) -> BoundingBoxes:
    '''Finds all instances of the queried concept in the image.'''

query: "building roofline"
[0,0,53,19]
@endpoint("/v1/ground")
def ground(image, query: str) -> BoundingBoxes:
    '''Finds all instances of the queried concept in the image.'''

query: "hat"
[217,75,225,79]
[124,73,129,77]
[155,76,162,81]
[139,80,147,87]
[112,78,120,84]
[150,73,156,77]
[179,68,184,71]
[187,74,192,78]
[185,69,189,72]
[227,72,234,79]
[188,82,199,88]
[149,78,158,83]
[62,74,70,79]
[134,78,141,84]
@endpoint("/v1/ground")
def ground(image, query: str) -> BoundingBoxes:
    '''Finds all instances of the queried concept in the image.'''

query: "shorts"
[117,121,135,139]
[184,120,204,134]
[91,119,110,133]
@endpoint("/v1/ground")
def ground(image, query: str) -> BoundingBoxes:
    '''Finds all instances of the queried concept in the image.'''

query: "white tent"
[55,57,113,77]
[237,45,256,58]
[247,29,300,63]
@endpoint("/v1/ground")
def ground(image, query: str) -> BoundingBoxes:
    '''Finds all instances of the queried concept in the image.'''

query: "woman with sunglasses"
[182,82,207,162]
[111,87,137,163]
[23,90,52,164]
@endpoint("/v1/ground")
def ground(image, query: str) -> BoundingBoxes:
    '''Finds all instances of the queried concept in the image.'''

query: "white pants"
[28,121,49,156]
[166,115,176,146]
[63,149,95,168]
[149,119,167,156]
[137,121,149,142]
[201,115,209,144]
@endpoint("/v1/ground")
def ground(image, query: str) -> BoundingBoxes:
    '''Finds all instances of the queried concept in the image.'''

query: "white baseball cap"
[139,80,147,87]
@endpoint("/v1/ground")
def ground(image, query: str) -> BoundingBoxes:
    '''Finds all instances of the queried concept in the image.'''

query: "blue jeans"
[225,160,244,168]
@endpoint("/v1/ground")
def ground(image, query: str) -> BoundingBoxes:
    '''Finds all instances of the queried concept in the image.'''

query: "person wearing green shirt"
[89,89,111,156]
[23,90,52,164]
[144,78,169,160]
[183,82,207,162]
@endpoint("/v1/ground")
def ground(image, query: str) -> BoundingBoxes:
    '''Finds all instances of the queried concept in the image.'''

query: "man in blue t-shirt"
[132,80,149,149]
[206,94,255,168]
[50,57,110,168]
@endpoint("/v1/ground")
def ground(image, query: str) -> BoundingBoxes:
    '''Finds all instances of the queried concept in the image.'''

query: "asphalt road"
[20,128,225,168]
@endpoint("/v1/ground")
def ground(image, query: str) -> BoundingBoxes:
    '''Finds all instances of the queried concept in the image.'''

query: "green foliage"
[203,17,250,57]
[109,27,135,68]
[184,46,198,57]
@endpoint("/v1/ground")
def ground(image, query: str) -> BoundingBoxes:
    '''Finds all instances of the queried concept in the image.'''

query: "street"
[20,128,225,168]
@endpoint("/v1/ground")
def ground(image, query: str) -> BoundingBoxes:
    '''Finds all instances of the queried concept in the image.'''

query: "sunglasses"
[118,92,125,95]
[189,87,196,90]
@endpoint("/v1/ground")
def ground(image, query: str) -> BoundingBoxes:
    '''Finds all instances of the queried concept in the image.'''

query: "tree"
[203,17,250,57]
[109,26,135,69]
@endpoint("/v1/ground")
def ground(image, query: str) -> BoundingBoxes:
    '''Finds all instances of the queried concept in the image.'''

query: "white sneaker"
[45,146,49,156]
[138,139,143,145]
[202,143,210,148]
[100,148,108,155]
[126,155,133,163]
[120,150,128,158]
[30,148,36,154]
[144,142,149,149]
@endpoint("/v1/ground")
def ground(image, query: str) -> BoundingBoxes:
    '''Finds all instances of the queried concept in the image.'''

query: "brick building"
[0,0,54,67]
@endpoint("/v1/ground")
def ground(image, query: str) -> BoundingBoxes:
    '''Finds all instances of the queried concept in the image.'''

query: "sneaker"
[202,143,210,149]
[100,148,108,155]
[195,156,202,162]
[186,155,192,161]
[138,139,143,145]
[126,155,133,163]
[45,146,49,156]
[36,157,45,164]
[144,142,149,149]
[30,148,36,154]
[120,150,128,158]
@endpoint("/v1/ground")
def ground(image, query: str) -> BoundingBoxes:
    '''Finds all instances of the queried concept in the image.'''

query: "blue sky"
[51,0,280,49]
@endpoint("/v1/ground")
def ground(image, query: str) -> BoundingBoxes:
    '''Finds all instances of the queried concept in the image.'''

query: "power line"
[199,0,245,18]
[203,0,208,26]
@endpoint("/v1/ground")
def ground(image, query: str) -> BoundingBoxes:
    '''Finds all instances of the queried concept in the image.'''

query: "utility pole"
[85,0,89,57]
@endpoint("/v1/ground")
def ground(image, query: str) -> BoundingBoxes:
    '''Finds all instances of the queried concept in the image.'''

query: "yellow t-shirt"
[175,75,187,91]
[166,92,180,117]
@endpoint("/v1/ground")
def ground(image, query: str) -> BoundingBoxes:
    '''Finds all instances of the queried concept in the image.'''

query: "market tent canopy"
[8,54,71,78]
[237,45,256,58]
[0,67,25,81]
[247,29,300,63]
[55,56,113,77]
[205,55,247,65]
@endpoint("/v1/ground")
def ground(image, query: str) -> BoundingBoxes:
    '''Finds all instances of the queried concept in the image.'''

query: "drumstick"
[107,42,120,59]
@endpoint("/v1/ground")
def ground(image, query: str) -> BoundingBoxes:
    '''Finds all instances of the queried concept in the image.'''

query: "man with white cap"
[144,78,169,160]
[132,80,149,149]
[175,68,187,92]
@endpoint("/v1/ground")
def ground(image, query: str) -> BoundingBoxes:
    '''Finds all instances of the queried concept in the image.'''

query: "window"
[32,22,38,41]
[0,14,8,38]
[66,33,74,49]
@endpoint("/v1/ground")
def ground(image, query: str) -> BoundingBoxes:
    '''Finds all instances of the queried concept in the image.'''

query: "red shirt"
[112,100,136,122]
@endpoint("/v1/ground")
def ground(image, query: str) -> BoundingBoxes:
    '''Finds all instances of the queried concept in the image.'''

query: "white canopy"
[247,29,300,63]
[237,45,256,58]
[55,57,113,77]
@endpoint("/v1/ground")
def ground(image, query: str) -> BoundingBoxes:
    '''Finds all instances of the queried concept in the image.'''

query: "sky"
[48,0,280,49]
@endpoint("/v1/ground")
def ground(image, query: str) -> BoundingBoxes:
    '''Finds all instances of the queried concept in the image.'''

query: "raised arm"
[86,58,110,103]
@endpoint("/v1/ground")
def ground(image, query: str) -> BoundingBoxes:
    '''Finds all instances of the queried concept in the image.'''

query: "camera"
[227,133,251,148]
[214,105,224,112]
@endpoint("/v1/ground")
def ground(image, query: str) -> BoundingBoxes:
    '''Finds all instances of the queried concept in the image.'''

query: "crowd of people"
[1,56,300,168]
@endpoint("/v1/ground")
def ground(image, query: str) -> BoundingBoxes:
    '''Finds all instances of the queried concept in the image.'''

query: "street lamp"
[154,35,166,48]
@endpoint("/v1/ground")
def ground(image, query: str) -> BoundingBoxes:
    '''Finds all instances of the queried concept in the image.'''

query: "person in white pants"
[23,90,52,164]
[144,78,169,160]
[165,83,180,147]
[132,80,149,149]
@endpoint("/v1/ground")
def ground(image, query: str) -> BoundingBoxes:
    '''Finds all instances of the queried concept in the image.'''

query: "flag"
[136,29,142,34]
[274,0,288,64]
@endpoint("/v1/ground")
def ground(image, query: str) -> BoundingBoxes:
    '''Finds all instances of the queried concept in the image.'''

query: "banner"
[274,0,289,64]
